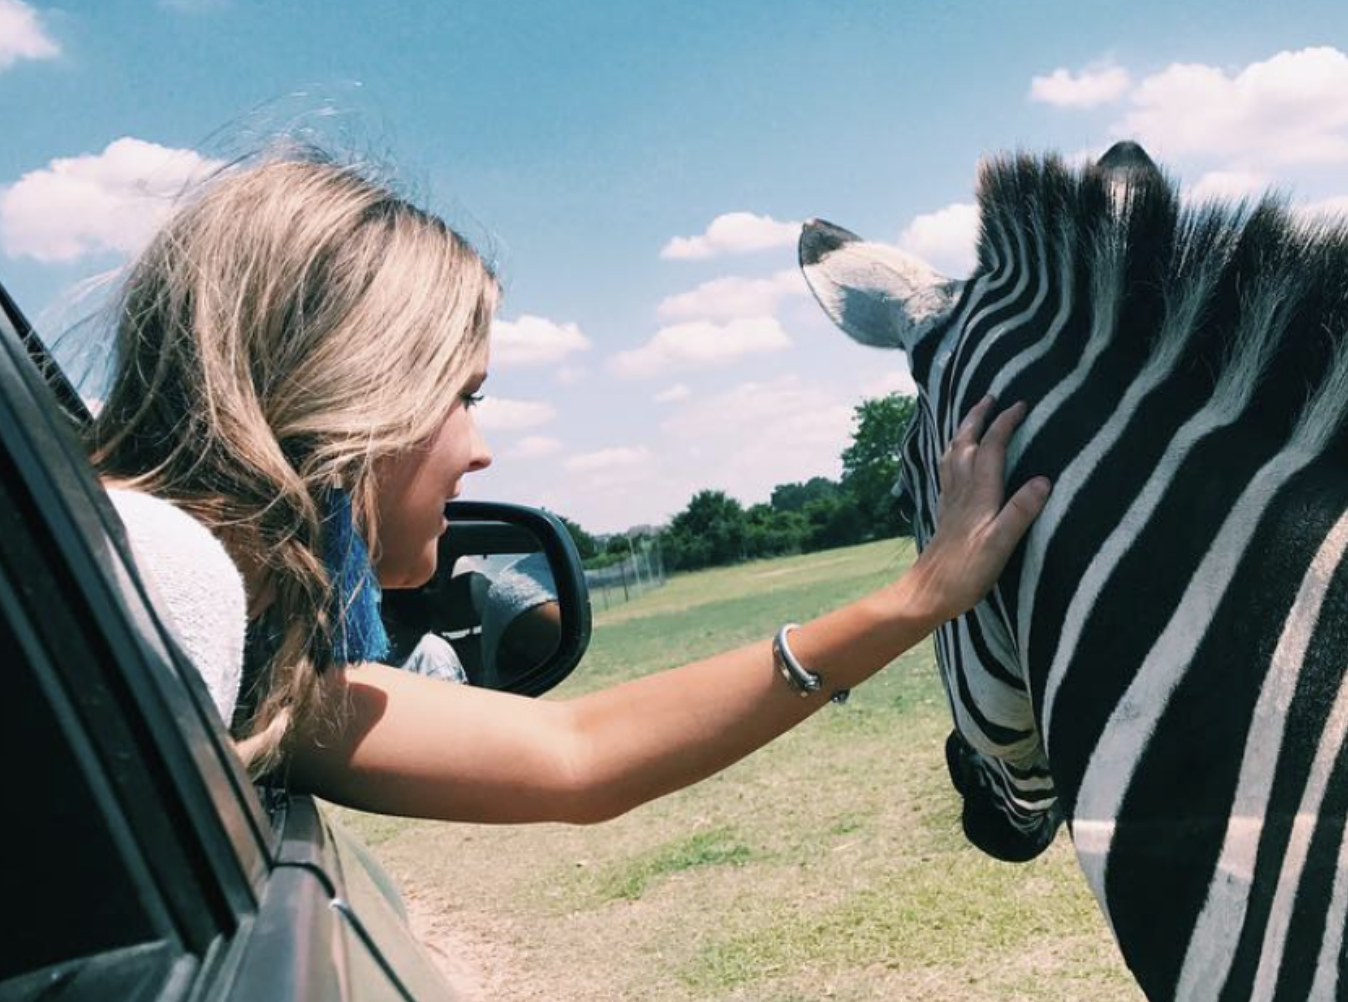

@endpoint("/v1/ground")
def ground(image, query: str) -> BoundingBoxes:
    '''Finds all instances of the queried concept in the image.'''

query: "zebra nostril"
[799,218,861,266]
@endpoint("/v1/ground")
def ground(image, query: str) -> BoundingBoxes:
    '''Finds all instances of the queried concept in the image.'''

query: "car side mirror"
[380,500,592,697]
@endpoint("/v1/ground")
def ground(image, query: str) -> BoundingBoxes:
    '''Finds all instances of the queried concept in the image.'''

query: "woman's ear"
[799,219,962,352]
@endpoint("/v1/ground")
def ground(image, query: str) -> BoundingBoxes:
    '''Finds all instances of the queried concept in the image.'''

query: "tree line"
[555,393,917,574]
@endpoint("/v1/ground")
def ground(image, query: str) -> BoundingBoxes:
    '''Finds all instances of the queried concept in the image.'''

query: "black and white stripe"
[801,143,1348,1001]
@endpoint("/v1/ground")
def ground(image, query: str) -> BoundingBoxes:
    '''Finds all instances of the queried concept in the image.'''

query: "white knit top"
[108,488,247,724]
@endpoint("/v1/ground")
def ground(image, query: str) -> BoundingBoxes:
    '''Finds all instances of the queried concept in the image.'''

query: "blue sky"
[3,1,1348,531]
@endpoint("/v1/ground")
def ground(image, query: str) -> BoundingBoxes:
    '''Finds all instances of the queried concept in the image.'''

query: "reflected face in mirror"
[373,369,493,589]
[460,552,561,687]
[382,545,562,692]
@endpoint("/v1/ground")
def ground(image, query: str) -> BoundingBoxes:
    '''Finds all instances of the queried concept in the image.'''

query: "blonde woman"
[89,151,1051,824]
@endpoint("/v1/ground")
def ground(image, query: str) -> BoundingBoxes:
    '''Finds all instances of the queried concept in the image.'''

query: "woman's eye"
[464,392,485,408]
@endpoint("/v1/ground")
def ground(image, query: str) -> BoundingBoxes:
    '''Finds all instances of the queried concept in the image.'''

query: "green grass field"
[335,539,1142,1001]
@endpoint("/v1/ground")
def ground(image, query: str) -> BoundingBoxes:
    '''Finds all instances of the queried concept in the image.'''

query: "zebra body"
[800,143,1348,1001]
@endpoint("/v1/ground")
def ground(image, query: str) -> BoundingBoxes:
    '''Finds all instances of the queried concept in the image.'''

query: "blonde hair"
[87,152,499,773]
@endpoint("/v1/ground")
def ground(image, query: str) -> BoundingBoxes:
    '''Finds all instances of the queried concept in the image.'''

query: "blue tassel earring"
[321,487,391,664]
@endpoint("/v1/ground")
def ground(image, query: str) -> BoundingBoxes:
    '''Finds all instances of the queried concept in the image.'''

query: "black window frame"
[0,288,275,995]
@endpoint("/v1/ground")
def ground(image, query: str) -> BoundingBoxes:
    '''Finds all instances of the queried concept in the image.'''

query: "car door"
[0,285,461,1002]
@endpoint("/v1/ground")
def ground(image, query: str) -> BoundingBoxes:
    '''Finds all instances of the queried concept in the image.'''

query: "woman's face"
[373,367,492,588]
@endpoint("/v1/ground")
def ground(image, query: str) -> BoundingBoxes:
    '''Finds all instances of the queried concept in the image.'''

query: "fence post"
[626,533,640,591]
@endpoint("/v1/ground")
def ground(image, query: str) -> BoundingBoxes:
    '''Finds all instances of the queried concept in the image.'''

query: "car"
[0,280,592,1002]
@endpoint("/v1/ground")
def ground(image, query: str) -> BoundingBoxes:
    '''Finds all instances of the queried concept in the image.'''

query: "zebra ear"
[1095,141,1163,206]
[1095,140,1160,177]
[799,218,960,352]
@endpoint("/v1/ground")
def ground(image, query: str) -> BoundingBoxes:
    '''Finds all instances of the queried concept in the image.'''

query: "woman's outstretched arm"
[287,397,1049,823]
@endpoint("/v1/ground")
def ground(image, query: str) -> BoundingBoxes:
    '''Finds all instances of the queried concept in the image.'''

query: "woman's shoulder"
[106,487,247,725]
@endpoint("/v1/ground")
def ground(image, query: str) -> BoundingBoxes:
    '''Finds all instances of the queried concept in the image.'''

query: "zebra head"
[798,144,1164,863]
[804,144,1348,999]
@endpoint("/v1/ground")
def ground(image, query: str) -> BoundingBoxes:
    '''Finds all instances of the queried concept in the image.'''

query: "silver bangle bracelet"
[772,624,850,703]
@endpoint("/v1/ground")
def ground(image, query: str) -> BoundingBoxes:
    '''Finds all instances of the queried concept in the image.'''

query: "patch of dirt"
[401,886,537,1002]
[749,556,853,580]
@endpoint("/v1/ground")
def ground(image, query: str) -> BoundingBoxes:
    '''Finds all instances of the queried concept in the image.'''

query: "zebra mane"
[973,153,1348,454]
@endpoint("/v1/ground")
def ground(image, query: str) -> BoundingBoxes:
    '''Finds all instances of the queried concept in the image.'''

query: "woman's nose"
[469,422,492,472]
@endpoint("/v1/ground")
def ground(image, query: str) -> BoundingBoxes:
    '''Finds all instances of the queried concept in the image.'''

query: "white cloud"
[1186,170,1270,202]
[610,316,791,378]
[0,0,59,72]
[861,368,918,399]
[661,375,853,503]
[1064,147,1105,169]
[656,268,807,321]
[1297,194,1348,223]
[474,396,556,432]
[655,383,691,404]
[491,314,592,366]
[1116,47,1348,166]
[507,436,563,459]
[564,446,653,473]
[1,138,223,262]
[661,212,801,261]
[1030,64,1131,108]
[898,202,980,277]
[556,365,588,384]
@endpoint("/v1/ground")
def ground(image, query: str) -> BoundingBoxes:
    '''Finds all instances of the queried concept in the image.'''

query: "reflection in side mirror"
[381,502,592,697]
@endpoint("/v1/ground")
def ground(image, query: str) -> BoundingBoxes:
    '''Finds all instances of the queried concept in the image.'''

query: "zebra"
[799,141,1348,1002]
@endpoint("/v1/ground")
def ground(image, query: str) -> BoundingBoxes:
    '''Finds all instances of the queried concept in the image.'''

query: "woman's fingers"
[972,400,1027,492]
[941,395,996,491]
[977,400,1027,453]
[989,476,1052,553]
[919,398,1049,619]
[943,396,1027,498]
[951,394,995,448]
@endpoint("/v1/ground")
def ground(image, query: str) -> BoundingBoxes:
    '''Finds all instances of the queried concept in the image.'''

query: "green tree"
[552,512,599,560]
[603,534,632,558]
[840,393,916,538]
[745,502,807,559]
[770,476,841,513]
[803,493,866,550]
[662,489,748,570]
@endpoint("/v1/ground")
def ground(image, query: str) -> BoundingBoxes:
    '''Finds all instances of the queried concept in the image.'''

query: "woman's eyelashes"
[463,391,485,408]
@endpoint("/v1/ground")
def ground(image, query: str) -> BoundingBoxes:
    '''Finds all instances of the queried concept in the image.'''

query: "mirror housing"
[381,500,593,697]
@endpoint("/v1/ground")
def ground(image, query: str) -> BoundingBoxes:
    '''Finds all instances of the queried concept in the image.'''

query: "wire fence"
[584,536,667,612]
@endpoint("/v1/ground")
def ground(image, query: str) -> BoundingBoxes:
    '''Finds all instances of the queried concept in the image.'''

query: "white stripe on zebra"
[937,222,1025,415]
[948,225,1029,439]
[1176,506,1348,1001]
[1013,256,1214,688]
[1075,341,1348,921]
[1002,229,1127,479]
[1308,815,1348,1000]
[1251,594,1348,999]
[948,220,1049,425]
[970,594,1018,678]
[1041,286,1289,751]
[922,223,1012,401]
[953,619,1035,756]
[988,227,1077,408]
[990,755,1056,807]
[945,617,1026,754]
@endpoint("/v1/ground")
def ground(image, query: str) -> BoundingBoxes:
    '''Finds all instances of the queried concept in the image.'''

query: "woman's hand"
[908,396,1050,623]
